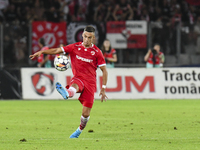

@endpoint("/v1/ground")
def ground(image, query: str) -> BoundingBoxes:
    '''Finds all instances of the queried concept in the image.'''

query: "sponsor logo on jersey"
[76,55,93,63]
[91,51,95,55]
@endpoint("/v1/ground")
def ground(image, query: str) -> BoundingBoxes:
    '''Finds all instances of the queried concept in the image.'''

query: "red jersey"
[147,51,163,65]
[61,42,106,86]
[103,48,116,64]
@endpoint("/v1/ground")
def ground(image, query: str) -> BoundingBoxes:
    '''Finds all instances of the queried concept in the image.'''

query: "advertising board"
[21,68,200,99]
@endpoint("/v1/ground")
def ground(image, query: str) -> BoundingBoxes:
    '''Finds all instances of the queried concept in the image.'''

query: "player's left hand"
[99,88,108,102]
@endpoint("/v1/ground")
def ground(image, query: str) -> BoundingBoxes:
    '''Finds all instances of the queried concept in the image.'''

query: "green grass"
[0,100,200,150]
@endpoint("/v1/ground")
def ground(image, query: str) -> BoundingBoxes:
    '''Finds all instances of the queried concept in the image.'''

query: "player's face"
[82,31,94,47]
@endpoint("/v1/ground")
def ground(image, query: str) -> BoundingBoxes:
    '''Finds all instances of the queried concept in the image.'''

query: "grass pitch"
[0,99,200,150]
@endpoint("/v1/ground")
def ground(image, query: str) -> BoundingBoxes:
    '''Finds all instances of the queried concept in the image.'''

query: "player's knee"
[82,112,90,118]
[71,83,79,92]
[82,105,92,118]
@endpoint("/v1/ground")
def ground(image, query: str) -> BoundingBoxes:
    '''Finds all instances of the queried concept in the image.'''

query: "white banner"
[106,21,147,49]
[21,68,200,100]
[126,21,147,34]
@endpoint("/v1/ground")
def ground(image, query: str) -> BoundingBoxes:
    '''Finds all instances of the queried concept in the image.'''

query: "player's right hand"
[29,51,42,59]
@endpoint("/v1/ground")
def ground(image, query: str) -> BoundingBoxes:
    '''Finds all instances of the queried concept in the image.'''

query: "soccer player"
[29,25,108,138]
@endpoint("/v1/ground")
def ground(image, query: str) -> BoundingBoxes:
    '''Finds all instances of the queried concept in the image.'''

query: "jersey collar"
[82,42,94,48]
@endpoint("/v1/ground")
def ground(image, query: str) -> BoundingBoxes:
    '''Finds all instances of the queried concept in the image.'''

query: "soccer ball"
[54,55,70,71]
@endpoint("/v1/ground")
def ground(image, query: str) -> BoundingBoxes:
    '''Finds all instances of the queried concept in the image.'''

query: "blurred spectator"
[136,0,143,16]
[93,2,107,41]
[144,44,165,68]
[59,0,70,21]
[78,0,90,14]
[3,35,16,64]
[93,3,107,23]
[140,8,150,21]
[44,6,61,22]
[42,0,60,10]
[101,39,117,68]
[10,0,34,8]
[160,17,171,54]
[33,0,45,21]
[0,0,9,10]
[60,0,77,22]
[186,5,197,25]
[69,0,89,22]
[153,7,163,21]
[194,16,200,54]
[4,4,18,23]
[103,0,115,21]
[180,0,190,23]
[15,36,27,63]
[171,4,181,27]
[168,3,182,55]
[37,38,52,68]
[0,0,9,23]
[75,6,86,21]
[144,0,162,21]
[17,6,29,23]
[112,0,133,21]
[151,17,171,54]
[87,0,100,22]
[0,12,3,23]
[130,0,139,20]
[52,0,61,10]
[26,7,39,23]
[161,0,171,18]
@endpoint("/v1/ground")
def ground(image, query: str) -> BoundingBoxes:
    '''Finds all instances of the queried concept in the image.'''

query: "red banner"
[185,0,200,5]
[106,21,147,49]
[32,21,67,59]
[106,21,126,33]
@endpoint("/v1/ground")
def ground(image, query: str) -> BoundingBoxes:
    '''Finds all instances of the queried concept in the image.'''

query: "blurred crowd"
[1,0,200,67]
[0,0,200,25]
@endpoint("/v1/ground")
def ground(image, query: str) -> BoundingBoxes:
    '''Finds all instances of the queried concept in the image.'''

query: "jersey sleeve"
[61,43,74,54]
[112,48,116,54]
[97,50,106,67]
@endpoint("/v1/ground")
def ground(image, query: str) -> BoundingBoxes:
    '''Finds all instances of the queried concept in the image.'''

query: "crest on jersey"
[91,51,95,55]
[31,72,56,96]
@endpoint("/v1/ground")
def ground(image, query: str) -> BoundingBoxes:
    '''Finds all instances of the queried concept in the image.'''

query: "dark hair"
[39,38,45,46]
[101,39,111,54]
[84,25,95,33]
[153,43,160,47]
[152,43,160,66]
